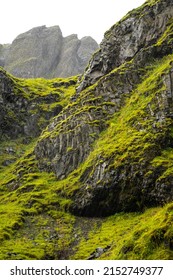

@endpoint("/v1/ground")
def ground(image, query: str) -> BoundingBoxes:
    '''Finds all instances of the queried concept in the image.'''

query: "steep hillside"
[1,26,98,78]
[0,0,173,260]
[0,67,78,140]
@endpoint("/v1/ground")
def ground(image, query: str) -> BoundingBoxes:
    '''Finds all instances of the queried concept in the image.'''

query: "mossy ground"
[1,154,173,261]
[1,151,173,260]
[0,141,75,259]
[73,203,173,260]
[15,75,78,103]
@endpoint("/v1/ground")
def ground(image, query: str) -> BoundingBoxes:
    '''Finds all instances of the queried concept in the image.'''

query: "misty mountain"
[0,25,98,78]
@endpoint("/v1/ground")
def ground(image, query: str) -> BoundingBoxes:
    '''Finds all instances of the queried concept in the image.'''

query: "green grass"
[1,154,173,261]
[0,140,76,259]
[156,18,173,47]
[72,203,173,260]
[15,75,78,102]
[0,211,75,260]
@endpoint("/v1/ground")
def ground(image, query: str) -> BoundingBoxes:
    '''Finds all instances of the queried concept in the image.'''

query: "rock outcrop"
[34,0,173,216]
[77,0,173,92]
[2,26,98,78]
[0,67,77,140]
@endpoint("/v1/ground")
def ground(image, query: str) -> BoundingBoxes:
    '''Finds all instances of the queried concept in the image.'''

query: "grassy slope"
[0,74,77,259]
[0,52,173,259]
[73,203,173,260]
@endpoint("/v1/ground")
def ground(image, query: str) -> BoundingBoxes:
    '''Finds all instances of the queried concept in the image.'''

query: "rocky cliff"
[0,0,173,260]
[77,0,173,91]
[0,67,77,140]
[35,0,173,216]
[1,26,98,78]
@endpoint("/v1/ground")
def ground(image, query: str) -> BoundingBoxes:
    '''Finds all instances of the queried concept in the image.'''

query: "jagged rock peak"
[2,25,98,78]
[14,25,62,41]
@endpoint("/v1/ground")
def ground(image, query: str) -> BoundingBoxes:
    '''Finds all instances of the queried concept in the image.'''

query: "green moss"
[151,148,173,180]
[156,18,173,47]
[11,75,78,120]
[0,211,75,259]
[72,203,173,260]
[0,139,76,259]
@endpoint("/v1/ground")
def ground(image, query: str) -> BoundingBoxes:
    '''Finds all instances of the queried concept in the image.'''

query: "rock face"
[2,26,98,78]
[77,0,173,92]
[0,67,77,140]
[34,0,173,216]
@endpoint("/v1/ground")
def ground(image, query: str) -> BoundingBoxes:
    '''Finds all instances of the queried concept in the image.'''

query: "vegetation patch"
[72,203,173,260]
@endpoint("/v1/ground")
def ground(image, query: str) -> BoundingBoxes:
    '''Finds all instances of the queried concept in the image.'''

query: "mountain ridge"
[0,25,98,78]
[0,0,173,260]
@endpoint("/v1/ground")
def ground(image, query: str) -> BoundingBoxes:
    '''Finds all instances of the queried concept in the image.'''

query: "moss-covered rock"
[77,0,173,92]
[0,67,78,140]
[0,0,173,260]
[69,55,173,216]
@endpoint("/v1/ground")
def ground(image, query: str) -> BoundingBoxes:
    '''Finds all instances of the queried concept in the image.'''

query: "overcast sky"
[0,0,146,44]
